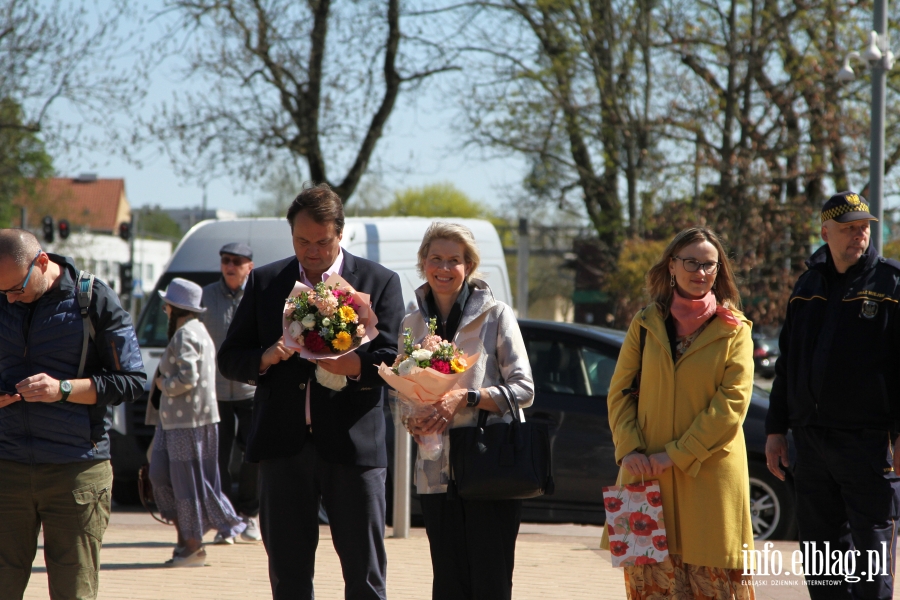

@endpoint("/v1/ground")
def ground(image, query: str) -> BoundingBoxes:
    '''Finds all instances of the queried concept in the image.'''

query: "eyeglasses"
[0,250,43,295]
[672,256,720,274]
[221,255,250,267]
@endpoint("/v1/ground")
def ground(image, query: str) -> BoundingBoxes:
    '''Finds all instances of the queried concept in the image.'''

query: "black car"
[385,319,798,540]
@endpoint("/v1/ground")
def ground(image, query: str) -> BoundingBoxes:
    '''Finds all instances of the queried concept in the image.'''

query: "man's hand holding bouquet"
[378,318,478,460]
[283,274,379,390]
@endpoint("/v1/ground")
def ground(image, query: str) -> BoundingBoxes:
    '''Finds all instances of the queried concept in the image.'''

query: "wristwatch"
[59,380,73,403]
[466,389,480,408]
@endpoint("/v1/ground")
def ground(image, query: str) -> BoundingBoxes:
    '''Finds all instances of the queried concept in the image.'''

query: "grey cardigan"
[201,279,255,402]
[399,279,535,494]
[156,318,220,430]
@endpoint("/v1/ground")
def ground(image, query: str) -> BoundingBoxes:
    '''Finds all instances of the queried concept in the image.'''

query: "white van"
[135,216,511,368]
[110,216,511,503]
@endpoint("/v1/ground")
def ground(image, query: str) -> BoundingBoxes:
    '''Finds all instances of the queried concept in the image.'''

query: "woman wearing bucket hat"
[148,278,246,567]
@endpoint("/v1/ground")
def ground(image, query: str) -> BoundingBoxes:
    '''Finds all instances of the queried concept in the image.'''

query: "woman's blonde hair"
[416,222,482,283]
[646,227,741,316]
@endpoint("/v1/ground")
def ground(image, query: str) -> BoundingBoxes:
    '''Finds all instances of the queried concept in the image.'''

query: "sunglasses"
[0,250,43,295]
[220,255,250,267]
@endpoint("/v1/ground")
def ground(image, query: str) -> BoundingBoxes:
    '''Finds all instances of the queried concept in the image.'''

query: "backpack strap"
[76,270,96,379]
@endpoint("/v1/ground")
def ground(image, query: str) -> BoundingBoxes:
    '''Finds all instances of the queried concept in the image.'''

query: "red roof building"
[16,174,131,234]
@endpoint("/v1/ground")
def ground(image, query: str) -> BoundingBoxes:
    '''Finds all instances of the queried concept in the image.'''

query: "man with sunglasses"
[199,242,262,544]
[766,192,900,599]
[0,228,146,600]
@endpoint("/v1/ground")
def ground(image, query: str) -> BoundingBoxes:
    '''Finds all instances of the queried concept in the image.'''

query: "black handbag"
[447,384,554,501]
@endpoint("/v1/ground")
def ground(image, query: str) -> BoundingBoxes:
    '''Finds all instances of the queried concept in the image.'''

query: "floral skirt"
[624,554,755,600]
[149,423,246,542]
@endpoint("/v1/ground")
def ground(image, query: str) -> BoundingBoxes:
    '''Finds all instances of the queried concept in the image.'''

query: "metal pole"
[392,396,411,538]
[870,0,888,254]
[517,218,530,318]
[129,213,137,317]
[20,206,26,229]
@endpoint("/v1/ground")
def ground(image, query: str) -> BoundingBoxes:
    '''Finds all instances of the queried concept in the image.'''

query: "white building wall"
[44,233,172,297]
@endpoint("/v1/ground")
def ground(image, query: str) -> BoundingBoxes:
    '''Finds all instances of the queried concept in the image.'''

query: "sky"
[47,3,527,217]
[57,93,526,216]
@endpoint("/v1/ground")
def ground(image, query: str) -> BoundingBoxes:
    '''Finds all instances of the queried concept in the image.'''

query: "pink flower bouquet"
[378,318,479,460]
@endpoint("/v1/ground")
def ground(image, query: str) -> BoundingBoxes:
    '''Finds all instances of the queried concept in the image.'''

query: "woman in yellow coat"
[602,227,756,599]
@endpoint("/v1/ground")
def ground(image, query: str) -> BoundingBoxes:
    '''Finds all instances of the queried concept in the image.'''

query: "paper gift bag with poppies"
[602,481,669,567]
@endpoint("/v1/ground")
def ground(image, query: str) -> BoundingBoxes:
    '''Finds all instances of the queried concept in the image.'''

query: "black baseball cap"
[820,191,878,224]
[219,242,253,259]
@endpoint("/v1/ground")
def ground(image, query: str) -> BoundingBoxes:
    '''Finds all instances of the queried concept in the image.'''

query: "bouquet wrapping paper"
[378,353,479,460]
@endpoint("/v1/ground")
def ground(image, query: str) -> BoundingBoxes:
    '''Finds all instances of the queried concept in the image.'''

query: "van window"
[136,272,220,347]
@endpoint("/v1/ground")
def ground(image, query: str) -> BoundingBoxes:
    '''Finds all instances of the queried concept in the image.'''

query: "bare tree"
[143,0,458,203]
[0,0,138,154]
[449,0,900,327]
[451,1,660,249]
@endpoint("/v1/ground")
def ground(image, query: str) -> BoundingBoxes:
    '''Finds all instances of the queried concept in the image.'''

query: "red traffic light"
[58,219,70,240]
[118,221,131,241]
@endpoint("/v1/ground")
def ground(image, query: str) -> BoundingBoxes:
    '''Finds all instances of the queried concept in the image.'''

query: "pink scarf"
[670,290,741,337]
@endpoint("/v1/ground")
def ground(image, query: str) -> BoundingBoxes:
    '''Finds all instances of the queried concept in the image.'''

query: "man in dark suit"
[218,183,403,600]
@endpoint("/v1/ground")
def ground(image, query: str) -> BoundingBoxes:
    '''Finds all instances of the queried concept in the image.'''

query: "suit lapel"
[340,249,361,289]
[274,257,301,299]
[264,258,301,339]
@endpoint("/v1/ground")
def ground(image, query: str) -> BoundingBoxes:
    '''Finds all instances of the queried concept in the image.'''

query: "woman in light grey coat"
[401,222,534,600]
[148,278,245,567]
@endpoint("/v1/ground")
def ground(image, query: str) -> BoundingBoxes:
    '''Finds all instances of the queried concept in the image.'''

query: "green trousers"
[0,459,112,600]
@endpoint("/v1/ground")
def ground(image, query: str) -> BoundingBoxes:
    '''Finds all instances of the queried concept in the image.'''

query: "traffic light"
[42,216,54,243]
[58,219,70,240]
[118,221,131,241]
[119,263,133,296]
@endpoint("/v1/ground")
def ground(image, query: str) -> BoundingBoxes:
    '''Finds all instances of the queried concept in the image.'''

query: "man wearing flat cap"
[766,192,900,599]
[200,242,262,543]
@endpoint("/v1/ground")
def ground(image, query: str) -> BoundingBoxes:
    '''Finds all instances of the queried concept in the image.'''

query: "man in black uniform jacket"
[218,184,403,600]
[766,191,900,599]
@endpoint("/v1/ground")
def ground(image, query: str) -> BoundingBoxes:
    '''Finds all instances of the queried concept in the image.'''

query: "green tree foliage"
[375,183,496,220]
[0,98,52,226]
[134,206,183,243]
[883,237,900,263]
[605,238,668,323]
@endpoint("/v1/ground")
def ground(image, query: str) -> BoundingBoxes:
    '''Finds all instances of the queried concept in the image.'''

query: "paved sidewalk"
[22,511,896,599]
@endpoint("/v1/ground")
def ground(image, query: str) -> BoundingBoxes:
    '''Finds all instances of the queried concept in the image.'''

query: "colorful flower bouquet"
[378,318,479,460]
[282,274,379,390]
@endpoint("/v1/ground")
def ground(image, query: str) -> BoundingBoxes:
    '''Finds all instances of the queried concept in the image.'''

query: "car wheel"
[748,462,797,540]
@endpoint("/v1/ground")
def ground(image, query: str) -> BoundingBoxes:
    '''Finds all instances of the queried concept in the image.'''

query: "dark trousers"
[793,426,900,600]
[420,493,521,600]
[258,435,387,600]
[218,398,260,517]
